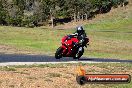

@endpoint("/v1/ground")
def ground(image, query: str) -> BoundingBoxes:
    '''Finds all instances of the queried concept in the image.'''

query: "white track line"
[0,61,98,66]
[0,61,120,66]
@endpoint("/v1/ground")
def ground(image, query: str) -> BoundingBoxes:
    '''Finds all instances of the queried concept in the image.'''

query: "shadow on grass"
[0,54,132,63]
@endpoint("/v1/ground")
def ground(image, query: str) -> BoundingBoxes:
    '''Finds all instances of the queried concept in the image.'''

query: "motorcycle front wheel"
[55,47,63,59]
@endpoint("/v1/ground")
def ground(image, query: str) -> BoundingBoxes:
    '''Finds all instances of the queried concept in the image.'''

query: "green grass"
[48,73,62,78]
[0,26,73,54]
[13,64,66,68]
[0,18,131,59]
[84,18,132,59]
[0,6,132,59]
[0,66,16,71]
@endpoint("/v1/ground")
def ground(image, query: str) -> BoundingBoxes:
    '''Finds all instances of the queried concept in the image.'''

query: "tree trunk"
[85,13,88,20]
[77,12,80,21]
[50,8,54,28]
[51,15,54,28]
[82,15,84,21]
[74,12,77,22]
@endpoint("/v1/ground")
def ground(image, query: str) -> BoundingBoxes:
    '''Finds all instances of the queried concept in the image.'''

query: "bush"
[0,0,129,27]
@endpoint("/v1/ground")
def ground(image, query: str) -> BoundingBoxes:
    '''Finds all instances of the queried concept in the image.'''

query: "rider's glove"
[67,36,71,40]
[67,35,73,40]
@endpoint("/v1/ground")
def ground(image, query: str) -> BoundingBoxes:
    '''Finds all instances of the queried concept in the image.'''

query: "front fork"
[61,45,68,56]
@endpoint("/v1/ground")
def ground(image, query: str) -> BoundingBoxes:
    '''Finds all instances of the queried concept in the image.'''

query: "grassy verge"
[0,6,132,59]
[0,18,131,59]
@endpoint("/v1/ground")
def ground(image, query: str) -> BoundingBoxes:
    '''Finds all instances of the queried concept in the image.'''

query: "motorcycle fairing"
[61,36,79,56]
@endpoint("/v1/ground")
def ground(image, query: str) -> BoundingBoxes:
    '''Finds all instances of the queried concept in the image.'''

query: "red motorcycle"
[55,35,89,59]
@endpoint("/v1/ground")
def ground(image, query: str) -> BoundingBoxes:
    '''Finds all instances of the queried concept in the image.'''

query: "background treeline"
[0,0,129,27]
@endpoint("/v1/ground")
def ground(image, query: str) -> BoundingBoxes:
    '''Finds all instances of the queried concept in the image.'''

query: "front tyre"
[55,47,63,59]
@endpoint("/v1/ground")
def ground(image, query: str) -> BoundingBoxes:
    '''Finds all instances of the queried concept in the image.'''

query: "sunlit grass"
[84,18,132,59]
[0,9,132,59]
[0,18,132,60]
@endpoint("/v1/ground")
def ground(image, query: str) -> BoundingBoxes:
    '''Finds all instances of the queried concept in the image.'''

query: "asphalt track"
[0,54,132,66]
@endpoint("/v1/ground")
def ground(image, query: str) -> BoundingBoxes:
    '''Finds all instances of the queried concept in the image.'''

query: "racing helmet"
[76,26,84,35]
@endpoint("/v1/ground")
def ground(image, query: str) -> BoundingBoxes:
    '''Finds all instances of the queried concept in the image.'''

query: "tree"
[0,1,6,25]
[0,0,129,27]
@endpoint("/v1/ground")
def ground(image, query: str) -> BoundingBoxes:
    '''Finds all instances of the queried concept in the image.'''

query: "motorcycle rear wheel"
[55,47,63,59]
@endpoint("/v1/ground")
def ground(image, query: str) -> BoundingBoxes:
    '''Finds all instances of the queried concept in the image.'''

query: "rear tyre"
[73,47,84,59]
[55,47,63,59]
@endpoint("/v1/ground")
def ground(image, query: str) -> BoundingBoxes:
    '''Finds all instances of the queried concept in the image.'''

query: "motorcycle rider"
[67,26,88,47]
[55,26,89,59]
[66,26,89,55]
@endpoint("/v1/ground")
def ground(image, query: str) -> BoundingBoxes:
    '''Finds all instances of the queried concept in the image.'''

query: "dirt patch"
[54,21,88,30]
[0,44,44,55]
[0,64,131,88]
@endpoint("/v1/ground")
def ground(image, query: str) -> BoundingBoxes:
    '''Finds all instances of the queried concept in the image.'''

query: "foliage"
[0,0,129,27]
